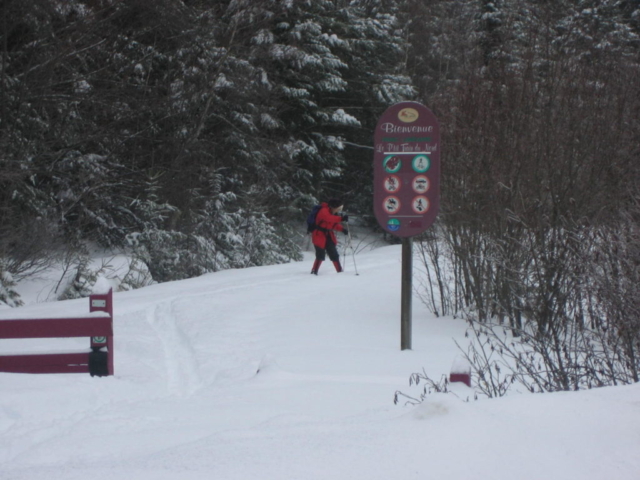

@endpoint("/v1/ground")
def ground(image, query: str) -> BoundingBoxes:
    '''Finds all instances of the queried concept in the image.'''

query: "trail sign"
[373,102,440,238]
[373,102,441,350]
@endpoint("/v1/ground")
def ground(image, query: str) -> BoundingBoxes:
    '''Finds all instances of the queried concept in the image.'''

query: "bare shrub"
[394,372,459,406]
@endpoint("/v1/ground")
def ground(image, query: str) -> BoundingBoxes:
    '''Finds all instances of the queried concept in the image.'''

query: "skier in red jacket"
[311,198,349,275]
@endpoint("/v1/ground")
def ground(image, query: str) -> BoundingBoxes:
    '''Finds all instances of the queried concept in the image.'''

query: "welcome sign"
[373,102,440,238]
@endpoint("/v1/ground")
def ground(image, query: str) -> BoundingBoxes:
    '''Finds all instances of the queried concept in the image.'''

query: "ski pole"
[340,215,351,272]
[348,229,359,275]
[342,230,348,272]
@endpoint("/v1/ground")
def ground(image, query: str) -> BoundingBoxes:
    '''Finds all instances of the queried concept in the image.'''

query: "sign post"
[373,102,440,350]
[401,237,413,349]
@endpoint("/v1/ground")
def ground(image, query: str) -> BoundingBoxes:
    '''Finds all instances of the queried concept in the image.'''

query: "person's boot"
[311,259,322,275]
[333,260,343,273]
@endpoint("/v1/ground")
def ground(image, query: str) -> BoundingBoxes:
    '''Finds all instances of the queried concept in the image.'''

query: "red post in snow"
[0,289,114,376]
[449,356,471,387]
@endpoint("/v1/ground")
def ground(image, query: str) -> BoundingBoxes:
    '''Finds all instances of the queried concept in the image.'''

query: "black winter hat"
[328,198,343,209]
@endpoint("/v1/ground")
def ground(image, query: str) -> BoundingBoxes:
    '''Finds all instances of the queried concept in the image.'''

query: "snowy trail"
[1,246,640,480]
[1,249,408,465]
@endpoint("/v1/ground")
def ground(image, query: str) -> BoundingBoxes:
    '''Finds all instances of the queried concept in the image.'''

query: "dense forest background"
[1,0,418,292]
[1,0,639,348]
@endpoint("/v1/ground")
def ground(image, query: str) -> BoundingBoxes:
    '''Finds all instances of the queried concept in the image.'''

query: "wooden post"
[89,289,114,376]
[401,237,413,350]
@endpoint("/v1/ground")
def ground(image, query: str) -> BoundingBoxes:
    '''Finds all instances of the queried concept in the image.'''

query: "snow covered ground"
[1,243,639,479]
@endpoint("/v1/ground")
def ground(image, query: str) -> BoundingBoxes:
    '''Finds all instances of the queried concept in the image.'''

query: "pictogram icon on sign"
[412,175,430,193]
[384,196,401,214]
[412,154,430,173]
[387,218,400,232]
[384,156,402,173]
[412,196,430,214]
[384,175,401,193]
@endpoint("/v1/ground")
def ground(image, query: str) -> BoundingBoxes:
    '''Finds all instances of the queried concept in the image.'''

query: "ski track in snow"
[146,300,203,397]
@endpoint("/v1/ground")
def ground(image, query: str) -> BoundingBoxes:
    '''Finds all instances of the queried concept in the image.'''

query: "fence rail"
[0,289,114,376]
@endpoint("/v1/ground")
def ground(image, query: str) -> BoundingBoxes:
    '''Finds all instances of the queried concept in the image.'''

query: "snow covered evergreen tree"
[222,0,414,214]
[0,0,173,250]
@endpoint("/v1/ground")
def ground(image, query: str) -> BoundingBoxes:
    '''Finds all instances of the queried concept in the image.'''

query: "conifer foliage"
[0,0,412,295]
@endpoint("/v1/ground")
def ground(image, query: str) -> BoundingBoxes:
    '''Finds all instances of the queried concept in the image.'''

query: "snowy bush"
[54,249,153,299]
[57,256,98,301]
[127,230,220,283]
[0,268,23,308]
[118,258,155,291]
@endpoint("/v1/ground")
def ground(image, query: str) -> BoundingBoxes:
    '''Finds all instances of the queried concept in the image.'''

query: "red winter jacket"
[312,203,346,249]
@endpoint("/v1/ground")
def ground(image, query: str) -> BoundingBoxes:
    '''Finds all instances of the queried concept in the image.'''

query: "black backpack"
[306,205,322,233]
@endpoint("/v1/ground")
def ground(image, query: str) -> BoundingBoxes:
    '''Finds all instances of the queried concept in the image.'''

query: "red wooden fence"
[0,289,114,376]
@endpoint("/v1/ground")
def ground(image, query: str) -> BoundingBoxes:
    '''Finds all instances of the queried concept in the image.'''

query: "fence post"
[89,288,114,376]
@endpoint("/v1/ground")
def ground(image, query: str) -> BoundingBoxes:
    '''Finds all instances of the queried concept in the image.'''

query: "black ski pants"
[314,236,340,262]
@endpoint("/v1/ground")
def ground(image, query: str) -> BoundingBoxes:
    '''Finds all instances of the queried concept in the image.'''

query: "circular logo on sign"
[412,175,430,193]
[92,336,107,344]
[383,196,401,214]
[412,196,430,214]
[387,218,400,232]
[412,154,430,173]
[384,175,401,193]
[398,108,419,123]
[383,155,402,173]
